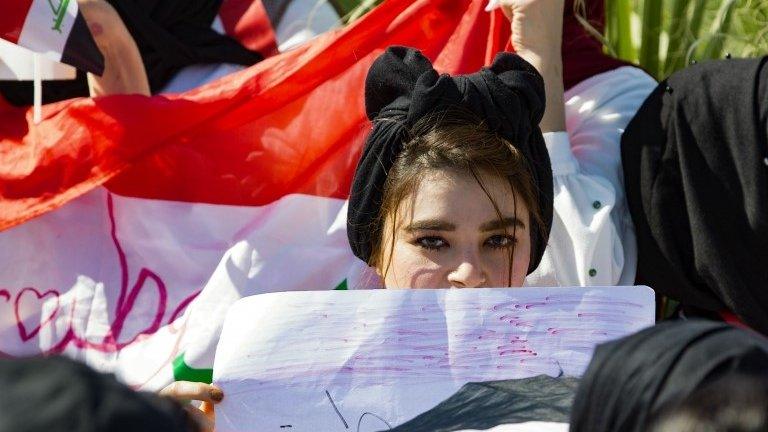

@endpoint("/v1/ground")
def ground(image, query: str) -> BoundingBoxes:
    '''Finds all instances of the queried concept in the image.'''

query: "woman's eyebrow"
[404,219,456,232]
[479,217,525,231]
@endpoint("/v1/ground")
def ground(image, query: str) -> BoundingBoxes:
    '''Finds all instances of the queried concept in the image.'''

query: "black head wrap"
[347,46,553,274]
[622,58,768,333]
[570,320,768,432]
[0,356,195,432]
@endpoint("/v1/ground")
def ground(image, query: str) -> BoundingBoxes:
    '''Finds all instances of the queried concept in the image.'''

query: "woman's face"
[378,169,531,289]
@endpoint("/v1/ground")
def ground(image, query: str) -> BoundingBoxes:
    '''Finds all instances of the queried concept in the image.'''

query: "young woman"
[347,0,657,289]
[345,46,556,289]
[162,0,659,425]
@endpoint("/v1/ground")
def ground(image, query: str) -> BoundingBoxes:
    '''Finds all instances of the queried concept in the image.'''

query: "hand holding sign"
[160,380,223,432]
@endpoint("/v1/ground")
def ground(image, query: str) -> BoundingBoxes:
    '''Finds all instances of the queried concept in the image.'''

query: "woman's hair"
[368,106,546,285]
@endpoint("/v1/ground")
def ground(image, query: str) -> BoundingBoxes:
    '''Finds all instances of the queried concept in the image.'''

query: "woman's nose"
[447,257,486,288]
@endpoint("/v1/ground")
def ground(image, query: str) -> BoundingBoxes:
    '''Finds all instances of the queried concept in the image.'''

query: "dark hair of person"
[0,356,198,432]
[651,374,768,432]
[368,106,546,286]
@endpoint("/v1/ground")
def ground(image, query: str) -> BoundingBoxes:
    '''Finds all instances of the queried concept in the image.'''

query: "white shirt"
[525,66,657,287]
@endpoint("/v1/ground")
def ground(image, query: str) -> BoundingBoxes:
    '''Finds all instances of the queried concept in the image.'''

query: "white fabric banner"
[0,188,361,389]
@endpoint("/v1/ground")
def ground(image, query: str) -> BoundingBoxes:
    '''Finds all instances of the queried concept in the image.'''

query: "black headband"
[347,46,553,274]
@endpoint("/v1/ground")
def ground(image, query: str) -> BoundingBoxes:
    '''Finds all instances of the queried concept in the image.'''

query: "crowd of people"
[2,0,768,431]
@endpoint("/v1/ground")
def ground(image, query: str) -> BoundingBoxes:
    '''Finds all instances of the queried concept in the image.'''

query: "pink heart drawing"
[15,288,60,342]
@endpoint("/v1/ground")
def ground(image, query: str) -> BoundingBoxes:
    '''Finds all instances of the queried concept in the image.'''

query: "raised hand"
[498,0,565,56]
[76,0,150,97]
[498,0,566,133]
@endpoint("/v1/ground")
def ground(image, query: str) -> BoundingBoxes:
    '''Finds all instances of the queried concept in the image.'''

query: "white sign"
[213,287,654,431]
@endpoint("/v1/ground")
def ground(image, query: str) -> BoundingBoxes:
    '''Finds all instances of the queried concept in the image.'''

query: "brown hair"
[368,107,546,285]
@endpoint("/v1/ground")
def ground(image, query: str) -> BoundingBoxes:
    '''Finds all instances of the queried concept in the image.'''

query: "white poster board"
[213,287,654,431]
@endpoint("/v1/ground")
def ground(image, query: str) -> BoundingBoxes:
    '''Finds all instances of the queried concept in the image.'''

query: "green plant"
[604,0,768,79]
[330,0,382,23]
[334,0,768,78]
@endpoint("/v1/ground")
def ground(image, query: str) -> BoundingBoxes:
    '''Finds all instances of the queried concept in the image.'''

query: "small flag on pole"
[0,0,104,75]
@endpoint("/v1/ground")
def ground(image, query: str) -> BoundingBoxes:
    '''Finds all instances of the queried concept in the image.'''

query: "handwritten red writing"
[1,193,199,356]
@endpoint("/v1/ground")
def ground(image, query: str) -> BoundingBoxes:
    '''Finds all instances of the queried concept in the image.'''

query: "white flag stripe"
[17,0,78,64]
[0,39,76,80]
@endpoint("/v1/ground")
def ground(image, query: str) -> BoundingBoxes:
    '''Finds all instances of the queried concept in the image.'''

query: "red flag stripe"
[0,0,34,44]
[107,0,492,204]
[0,0,490,231]
[0,0,628,232]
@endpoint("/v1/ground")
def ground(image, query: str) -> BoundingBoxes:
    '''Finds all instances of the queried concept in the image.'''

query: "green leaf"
[639,0,663,78]
[328,0,364,17]
[663,0,692,77]
[700,0,739,60]
[606,0,637,61]
[342,0,382,23]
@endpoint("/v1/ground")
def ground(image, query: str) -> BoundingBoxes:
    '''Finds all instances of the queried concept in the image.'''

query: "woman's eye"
[415,236,448,250]
[485,234,516,249]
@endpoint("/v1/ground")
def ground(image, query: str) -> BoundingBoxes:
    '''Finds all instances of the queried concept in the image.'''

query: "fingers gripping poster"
[213,287,654,431]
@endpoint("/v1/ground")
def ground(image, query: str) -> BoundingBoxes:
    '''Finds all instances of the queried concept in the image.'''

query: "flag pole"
[33,53,42,124]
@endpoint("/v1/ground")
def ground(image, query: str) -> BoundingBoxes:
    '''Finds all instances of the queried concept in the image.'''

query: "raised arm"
[499,0,565,133]
[77,0,150,97]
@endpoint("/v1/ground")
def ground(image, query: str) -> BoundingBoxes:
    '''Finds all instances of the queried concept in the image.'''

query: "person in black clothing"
[650,374,768,432]
[621,56,768,332]
[570,320,768,432]
[0,356,201,432]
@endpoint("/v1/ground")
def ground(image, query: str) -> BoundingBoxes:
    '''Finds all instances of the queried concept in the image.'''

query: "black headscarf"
[570,320,768,432]
[0,0,262,105]
[622,57,768,333]
[347,46,553,274]
[0,356,195,432]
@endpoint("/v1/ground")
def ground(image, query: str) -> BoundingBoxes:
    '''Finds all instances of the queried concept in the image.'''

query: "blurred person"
[651,374,768,432]
[570,320,768,432]
[0,0,340,104]
[0,356,203,432]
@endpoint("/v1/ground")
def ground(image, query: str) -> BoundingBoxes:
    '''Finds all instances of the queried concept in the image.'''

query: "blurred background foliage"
[331,0,768,80]
[607,0,768,79]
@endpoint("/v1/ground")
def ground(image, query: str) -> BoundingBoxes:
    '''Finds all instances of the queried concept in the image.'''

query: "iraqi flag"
[1,0,104,74]
[0,0,624,389]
